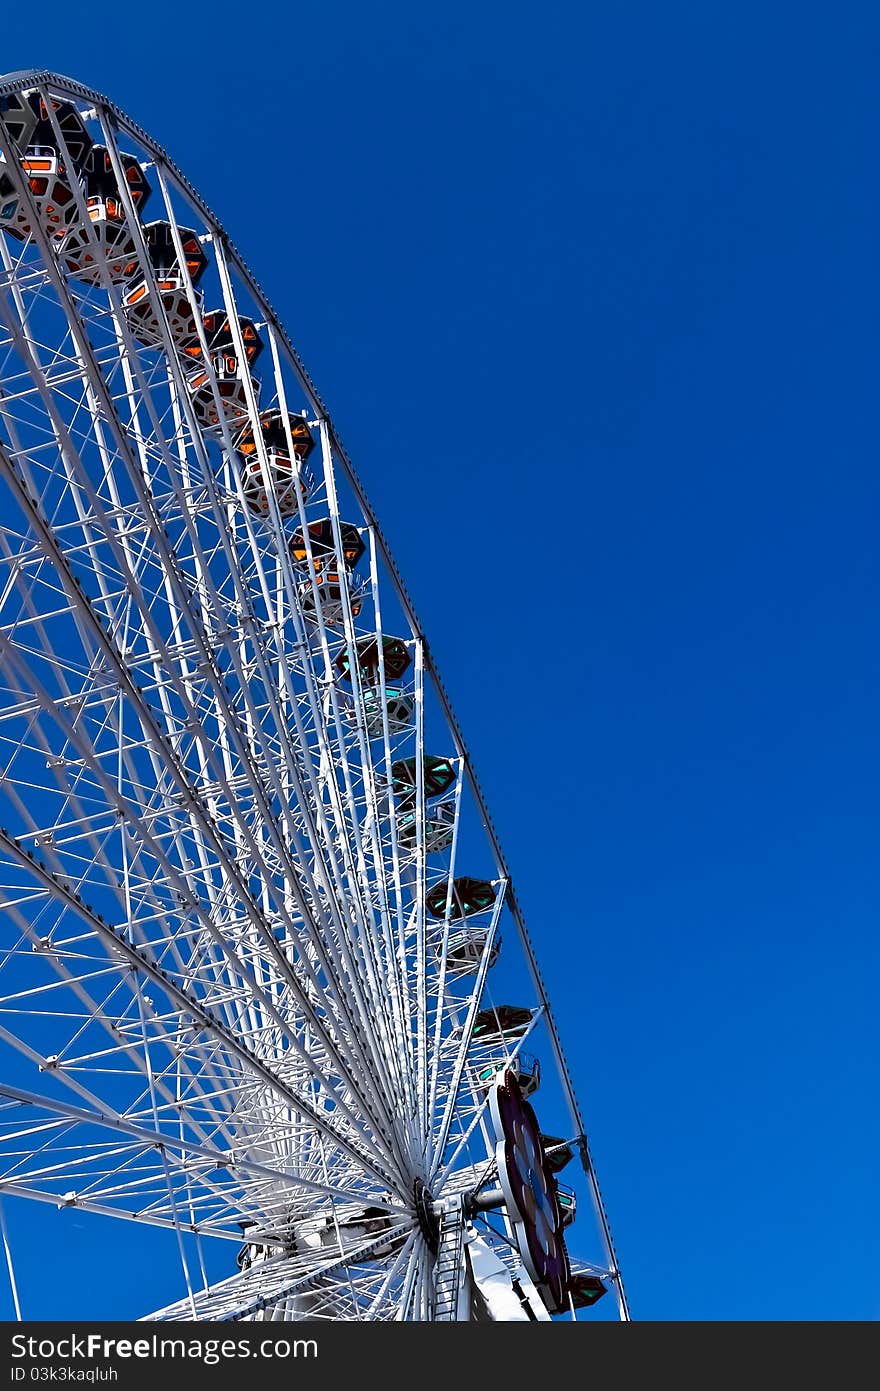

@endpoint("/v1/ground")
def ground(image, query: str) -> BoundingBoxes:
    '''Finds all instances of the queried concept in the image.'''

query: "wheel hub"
[413,1178,440,1254]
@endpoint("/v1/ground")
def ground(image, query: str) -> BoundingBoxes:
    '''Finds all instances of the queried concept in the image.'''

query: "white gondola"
[186,354,255,433]
[397,798,456,853]
[440,926,502,974]
[58,145,151,284]
[475,1052,541,1099]
[297,571,365,628]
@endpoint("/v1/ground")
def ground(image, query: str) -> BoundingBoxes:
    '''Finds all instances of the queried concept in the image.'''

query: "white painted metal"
[0,71,628,1321]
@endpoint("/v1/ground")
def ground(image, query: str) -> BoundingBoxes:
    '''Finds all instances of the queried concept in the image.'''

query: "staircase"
[432,1197,466,1321]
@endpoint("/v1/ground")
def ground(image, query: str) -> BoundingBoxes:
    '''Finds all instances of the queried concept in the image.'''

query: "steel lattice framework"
[0,70,628,1322]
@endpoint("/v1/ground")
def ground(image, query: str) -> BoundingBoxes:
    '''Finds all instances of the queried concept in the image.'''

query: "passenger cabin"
[334,635,411,686]
[441,927,501,974]
[80,144,151,216]
[475,1052,540,1098]
[24,93,92,168]
[122,221,207,350]
[353,687,414,738]
[538,1134,575,1174]
[290,518,365,572]
[556,1184,577,1228]
[0,171,18,229]
[391,754,456,803]
[184,309,263,366]
[123,282,201,351]
[472,1004,535,1046]
[336,1206,403,1259]
[397,799,455,853]
[60,146,152,284]
[292,1206,403,1261]
[139,220,208,283]
[180,313,262,432]
[185,357,254,433]
[4,146,77,243]
[425,876,496,921]
[1,95,91,244]
[567,1271,608,1310]
[235,1221,263,1272]
[0,93,39,153]
[298,571,363,627]
[390,756,457,853]
[234,411,315,518]
[180,315,261,431]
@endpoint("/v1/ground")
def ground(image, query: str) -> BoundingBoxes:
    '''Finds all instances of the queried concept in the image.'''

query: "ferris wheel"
[0,70,628,1322]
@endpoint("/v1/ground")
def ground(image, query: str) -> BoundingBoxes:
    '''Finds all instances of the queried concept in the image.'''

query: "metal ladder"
[432,1197,466,1321]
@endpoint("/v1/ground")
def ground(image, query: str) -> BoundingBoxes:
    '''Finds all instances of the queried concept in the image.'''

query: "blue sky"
[1,1,877,1320]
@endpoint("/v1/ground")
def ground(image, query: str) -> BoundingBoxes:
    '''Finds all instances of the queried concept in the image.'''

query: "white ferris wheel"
[0,71,628,1323]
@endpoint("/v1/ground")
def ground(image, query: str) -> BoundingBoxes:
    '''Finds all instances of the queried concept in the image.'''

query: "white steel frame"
[0,69,628,1322]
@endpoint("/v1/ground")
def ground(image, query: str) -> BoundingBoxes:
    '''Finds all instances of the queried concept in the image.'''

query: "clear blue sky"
[1,1,877,1321]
